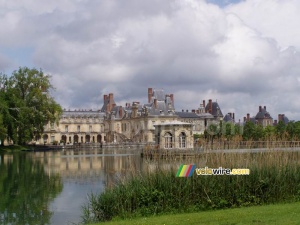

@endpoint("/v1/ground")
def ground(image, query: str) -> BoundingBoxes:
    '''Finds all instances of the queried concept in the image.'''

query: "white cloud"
[1,0,300,120]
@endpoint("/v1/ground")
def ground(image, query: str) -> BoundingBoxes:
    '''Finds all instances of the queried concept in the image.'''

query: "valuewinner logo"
[176,165,250,177]
[176,164,196,177]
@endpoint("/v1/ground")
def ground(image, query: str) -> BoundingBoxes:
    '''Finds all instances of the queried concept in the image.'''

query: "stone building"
[41,110,105,144]
[175,100,222,135]
[243,106,273,127]
[40,88,223,149]
[104,88,187,148]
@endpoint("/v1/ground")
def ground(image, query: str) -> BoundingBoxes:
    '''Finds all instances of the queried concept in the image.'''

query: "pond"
[0,149,146,225]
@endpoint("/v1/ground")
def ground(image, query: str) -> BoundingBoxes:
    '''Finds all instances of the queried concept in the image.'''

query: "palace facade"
[40,88,224,149]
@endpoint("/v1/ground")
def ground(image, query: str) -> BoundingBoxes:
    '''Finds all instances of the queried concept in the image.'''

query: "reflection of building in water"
[30,150,143,186]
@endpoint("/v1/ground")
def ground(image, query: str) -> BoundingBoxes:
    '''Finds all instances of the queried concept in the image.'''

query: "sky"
[1,0,300,122]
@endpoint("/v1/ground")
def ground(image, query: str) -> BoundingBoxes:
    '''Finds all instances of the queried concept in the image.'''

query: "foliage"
[0,67,62,145]
[82,151,300,223]
[202,120,300,142]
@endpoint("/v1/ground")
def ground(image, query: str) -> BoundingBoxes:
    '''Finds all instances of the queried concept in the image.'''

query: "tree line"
[202,120,300,142]
[0,67,62,145]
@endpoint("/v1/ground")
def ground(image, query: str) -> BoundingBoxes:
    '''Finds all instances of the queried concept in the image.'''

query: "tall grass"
[82,151,300,223]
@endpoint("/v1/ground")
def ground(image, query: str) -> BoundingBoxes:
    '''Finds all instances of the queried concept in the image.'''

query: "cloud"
[1,0,300,120]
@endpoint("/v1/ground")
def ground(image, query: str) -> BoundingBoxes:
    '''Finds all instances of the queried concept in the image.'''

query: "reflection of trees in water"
[0,153,63,225]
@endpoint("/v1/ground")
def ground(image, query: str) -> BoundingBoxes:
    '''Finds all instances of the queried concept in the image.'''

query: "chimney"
[244,116,246,122]
[119,106,123,118]
[229,112,232,118]
[264,106,266,110]
[192,109,195,113]
[233,113,235,120]
[106,93,114,112]
[196,109,200,114]
[112,103,116,109]
[148,88,153,103]
[274,119,278,125]
[132,103,138,118]
[154,99,158,109]
[278,114,284,122]
[209,99,212,113]
[203,100,206,108]
[109,93,113,102]
[259,106,262,112]
[170,94,174,103]
[182,109,184,112]
[104,94,107,103]
[186,110,188,112]
[247,113,250,121]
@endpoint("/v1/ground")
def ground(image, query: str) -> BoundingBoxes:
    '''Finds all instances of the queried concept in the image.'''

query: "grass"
[90,202,300,225]
[82,151,300,224]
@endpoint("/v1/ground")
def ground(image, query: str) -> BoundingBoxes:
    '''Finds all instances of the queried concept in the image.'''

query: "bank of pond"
[82,151,300,224]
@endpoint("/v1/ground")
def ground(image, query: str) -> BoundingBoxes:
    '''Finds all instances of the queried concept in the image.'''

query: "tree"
[0,74,9,145]
[224,122,235,140]
[264,125,275,141]
[253,124,264,141]
[275,121,286,140]
[1,67,62,145]
[242,121,255,141]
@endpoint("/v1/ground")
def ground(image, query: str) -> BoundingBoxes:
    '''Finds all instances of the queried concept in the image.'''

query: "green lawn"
[91,202,300,225]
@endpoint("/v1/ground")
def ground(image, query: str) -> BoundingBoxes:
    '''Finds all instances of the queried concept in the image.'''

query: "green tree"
[242,121,255,141]
[286,121,295,140]
[264,125,275,141]
[1,67,62,145]
[224,122,235,140]
[294,121,300,140]
[234,123,243,136]
[253,124,264,141]
[275,121,286,140]
[0,74,9,145]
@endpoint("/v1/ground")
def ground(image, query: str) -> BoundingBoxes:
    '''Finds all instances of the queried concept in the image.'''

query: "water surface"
[0,148,143,225]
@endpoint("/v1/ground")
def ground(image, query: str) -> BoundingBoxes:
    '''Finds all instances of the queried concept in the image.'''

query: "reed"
[81,151,300,223]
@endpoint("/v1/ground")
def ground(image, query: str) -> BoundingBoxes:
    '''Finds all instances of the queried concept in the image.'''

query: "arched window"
[164,132,173,149]
[179,132,186,148]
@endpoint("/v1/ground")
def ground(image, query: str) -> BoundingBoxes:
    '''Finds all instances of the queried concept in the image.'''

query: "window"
[164,132,173,149]
[122,123,126,132]
[51,136,55,143]
[179,132,186,148]
[65,125,68,133]
[77,125,80,132]
[89,125,92,132]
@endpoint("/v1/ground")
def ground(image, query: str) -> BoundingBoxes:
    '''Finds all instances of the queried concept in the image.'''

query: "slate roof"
[282,115,289,124]
[205,102,223,118]
[175,112,200,118]
[62,110,105,118]
[255,108,272,119]
[223,113,234,123]
[153,121,193,126]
